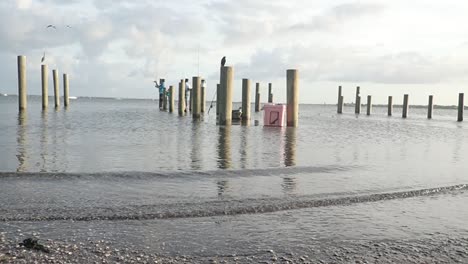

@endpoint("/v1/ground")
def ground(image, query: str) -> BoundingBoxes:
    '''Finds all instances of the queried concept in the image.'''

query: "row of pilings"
[17,55,71,112]
[337,86,465,121]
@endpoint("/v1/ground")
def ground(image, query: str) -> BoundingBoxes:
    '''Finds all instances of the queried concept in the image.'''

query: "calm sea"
[1,95,468,257]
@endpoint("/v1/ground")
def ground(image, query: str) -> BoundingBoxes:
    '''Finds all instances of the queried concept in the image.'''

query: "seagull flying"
[66,25,72,28]
[221,56,226,67]
[46,25,56,29]
[41,52,45,63]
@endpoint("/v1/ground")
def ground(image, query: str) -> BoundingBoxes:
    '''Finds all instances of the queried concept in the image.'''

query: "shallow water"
[1,96,468,258]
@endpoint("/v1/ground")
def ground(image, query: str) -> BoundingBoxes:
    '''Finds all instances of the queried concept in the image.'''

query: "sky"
[1,0,468,105]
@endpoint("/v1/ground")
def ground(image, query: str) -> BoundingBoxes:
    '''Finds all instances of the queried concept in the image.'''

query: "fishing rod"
[207,88,217,115]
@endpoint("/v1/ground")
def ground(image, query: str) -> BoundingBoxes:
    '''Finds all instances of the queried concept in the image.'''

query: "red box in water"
[263,104,286,127]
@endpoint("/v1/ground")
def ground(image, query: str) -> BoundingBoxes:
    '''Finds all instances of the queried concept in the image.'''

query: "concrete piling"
[201,79,206,113]
[41,64,48,109]
[366,95,372,115]
[402,94,409,118]
[163,88,168,111]
[219,67,233,125]
[17,56,27,111]
[53,69,60,108]
[458,93,464,122]
[63,73,69,107]
[255,83,260,112]
[169,85,175,113]
[216,83,220,119]
[354,86,360,114]
[286,69,299,127]
[268,83,273,103]
[337,86,342,114]
[428,95,433,119]
[388,96,393,116]
[192,76,202,119]
[242,78,251,123]
[178,80,186,115]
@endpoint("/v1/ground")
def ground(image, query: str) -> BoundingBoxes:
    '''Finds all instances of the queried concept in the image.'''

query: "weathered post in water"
[216,83,220,120]
[337,86,342,114]
[219,67,233,125]
[458,93,464,122]
[169,85,175,113]
[388,96,393,116]
[201,79,206,113]
[255,83,260,112]
[286,69,299,127]
[366,95,372,115]
[53,69,60,108]
[41,64,48,109]
[163,88,168,111]
[17,56,27,111]
[402,94,409,118]
[354,86,360,114]
[428,95,433,119]
[63,73,69,107]
[192,76,202,119]
[178,80,186,115]
[242,78,251,123]
[268,83,273,103]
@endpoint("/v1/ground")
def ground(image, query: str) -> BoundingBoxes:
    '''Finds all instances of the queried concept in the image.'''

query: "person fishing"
[154,79,166,109]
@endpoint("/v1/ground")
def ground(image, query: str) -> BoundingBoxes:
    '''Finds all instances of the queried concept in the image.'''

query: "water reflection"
[190,122,203,170]
[16,112,27,172]
[40,111,48,172]
[239,127,248,169]
[283,127,296,167]
[217,126,231,169]
[281,177,297,194]
[217,180,229,197]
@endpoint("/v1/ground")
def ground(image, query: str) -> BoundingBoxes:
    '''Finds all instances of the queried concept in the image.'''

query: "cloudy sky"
[1,0,468,104]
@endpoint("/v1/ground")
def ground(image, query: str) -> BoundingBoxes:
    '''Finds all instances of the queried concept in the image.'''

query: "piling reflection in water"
[239,127,248,169]
[283,127,297,167]
[190,121,203,170]
[217,126,231,169]
[40,111,49,172]
[217,180,229,197]
[281,177,297,194]
[16,112,27,172]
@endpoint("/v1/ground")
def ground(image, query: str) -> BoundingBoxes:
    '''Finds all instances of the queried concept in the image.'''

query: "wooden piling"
[255,83,260,112]
[63,73,69,107]
[192,76,201,119]
[337,86,342,114]
[17,56,27,111]
[201,79,206,113]
[268,83,273,103]
[219,67,233,125]
[388,96,393,116]
[178,80,186,115]
[53,69,60,108]
[428,95,433,119]
[163,88,168,111]
[242,78,251,122]
[402,94,409,118]
[286,69,299,127]
[366,95,372,115]
[41,64,48,109]
[169,85,175,113]
[339,95,344,114]
[354,86,360,114]
[458,93,464,122]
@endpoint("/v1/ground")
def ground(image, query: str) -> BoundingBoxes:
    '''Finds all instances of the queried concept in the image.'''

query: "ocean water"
[1,95,468,258]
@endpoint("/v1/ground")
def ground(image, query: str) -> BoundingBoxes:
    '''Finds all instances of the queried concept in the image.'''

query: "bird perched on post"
[221,56,226,67]
[41,52,45,63]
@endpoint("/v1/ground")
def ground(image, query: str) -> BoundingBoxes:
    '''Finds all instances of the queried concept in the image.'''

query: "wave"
[0,165,357,180]
[1,184,466,222]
